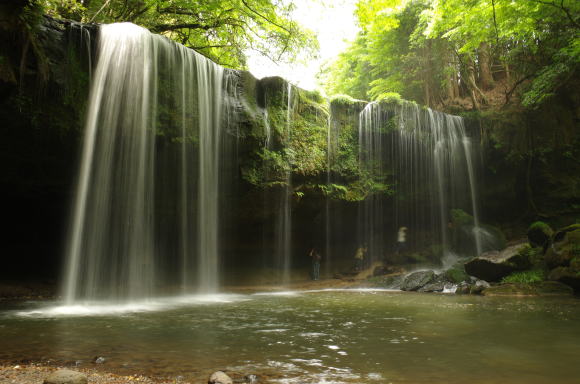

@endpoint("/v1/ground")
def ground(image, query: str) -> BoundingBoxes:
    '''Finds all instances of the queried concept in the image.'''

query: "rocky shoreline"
[0,364,173,384]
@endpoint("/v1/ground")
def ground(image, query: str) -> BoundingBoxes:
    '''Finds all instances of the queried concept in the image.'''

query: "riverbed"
[1,289,579,383]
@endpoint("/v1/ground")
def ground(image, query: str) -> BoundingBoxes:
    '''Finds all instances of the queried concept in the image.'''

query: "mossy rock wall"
[475,84,580,230]
[3,14,579,281]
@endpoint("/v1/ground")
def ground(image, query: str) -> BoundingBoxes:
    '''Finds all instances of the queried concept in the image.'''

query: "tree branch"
[240,0,291,34]
[529,0,580,30]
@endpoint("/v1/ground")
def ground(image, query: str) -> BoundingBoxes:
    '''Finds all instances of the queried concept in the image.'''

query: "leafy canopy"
[40,0,318,69]
[321,0,579,110]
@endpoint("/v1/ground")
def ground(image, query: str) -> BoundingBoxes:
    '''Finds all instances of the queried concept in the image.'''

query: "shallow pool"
[1,289,580,383]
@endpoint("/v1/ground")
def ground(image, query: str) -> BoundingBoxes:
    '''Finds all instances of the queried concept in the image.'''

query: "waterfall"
[196,55,224,293]
[275,83,294,284]
[325,106,333,275]
[62,23,229,302]
[357,101,481,260]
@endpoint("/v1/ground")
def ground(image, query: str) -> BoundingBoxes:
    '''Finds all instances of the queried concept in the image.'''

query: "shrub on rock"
[527,221,553,248]
[545,224,580,268]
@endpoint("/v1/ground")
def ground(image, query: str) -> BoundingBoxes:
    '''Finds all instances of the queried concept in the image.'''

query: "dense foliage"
[321,0,579,110]
[35,0,317,68]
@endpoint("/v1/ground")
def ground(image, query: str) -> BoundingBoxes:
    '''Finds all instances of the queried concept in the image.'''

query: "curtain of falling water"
[358,102,387,264]
[196,55,224,293]
[63,24,157,302]
[63,23,228,302]
[275,83,294,284]
[357,101,481,260]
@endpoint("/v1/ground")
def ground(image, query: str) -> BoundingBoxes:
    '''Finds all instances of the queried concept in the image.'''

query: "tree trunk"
[464,55,487,108]
[504,62,511,83]
[446,49,458,100]
[478,42,494,90]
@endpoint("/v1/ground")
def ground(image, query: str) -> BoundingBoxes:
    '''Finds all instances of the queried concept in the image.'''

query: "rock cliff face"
[1,16,578,282]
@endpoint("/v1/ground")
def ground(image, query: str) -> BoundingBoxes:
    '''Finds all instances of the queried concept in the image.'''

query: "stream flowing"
[1,290,579,383]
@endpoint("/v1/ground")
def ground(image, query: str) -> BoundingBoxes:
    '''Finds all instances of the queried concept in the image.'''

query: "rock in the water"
[545,225,580,269]
[209,371,233,384]
[418,279,445,292]
[401,270,435,291]
[244,374,259,383]
[464,243,530,282]
[454,279,489,294]
[482,281,573,296]
[93,356,105,364]
[44,369,87,384]
[527,221,553,248]
[372,274,405,289]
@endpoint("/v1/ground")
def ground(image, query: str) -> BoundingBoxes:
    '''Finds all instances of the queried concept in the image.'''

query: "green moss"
[501,269,545,284]
[527,221,553,247]
[375,92,403,104]
[512,244,544,268]
[450,209,474,226]
[445,266,469,284]
[483,281,573,296]
[529,221,552,232]
[329,94,360,106]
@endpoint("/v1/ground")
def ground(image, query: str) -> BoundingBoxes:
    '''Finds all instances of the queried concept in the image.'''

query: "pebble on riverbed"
[43,369,88,384]
[208,371,233,384]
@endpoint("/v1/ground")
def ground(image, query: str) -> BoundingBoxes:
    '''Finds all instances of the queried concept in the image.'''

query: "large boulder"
[464,243,530,282]
[370,273,406,289]
[44,370,87,384]
[548,266,580,291]
[417,273,449,292]
[527,221,553,248]
[545,224,580,269]
[401,270,435,291]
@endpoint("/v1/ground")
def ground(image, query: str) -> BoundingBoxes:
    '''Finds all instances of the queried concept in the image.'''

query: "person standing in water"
[395,227,408,254]
[308,245,322,280]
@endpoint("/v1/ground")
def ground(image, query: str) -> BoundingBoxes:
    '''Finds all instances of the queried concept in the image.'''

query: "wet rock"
[482,281,573,296]
[454,279,489,294]
[548,267,580,291]
[470,279,491,294]
[527,221,553,248]
[93,356,105,364]
[418,279,446,292]
[455,282,471,294]
[369,273,405,289]
[401,270,435,291]
[545,225,580,269]
[244,374,259,383]
[43,369,87,384]
[209,371,233,384]
[464,243,530,282]
[444,263,470,284]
